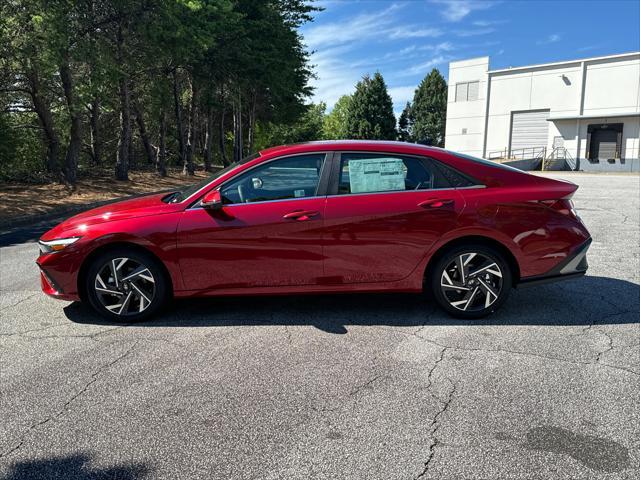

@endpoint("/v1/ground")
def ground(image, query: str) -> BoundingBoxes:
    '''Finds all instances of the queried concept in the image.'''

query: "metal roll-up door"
[509,110,550,154]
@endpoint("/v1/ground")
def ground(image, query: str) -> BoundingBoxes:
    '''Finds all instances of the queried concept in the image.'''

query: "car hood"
[41,192,184,240]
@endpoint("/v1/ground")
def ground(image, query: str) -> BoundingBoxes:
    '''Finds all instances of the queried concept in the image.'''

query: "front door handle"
[283,210,319,221]
[418,199,455,209]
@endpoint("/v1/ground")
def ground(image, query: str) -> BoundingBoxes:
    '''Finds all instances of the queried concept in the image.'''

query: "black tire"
[429,244,512,319]
[85,247,169,321]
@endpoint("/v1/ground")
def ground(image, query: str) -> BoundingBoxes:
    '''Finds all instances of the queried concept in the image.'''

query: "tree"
[0,0,318,183]
[255,102,325,149]
[345,72,396,140]
[322,94,351,139]
[411,68,447,146]
[397,102,412,142]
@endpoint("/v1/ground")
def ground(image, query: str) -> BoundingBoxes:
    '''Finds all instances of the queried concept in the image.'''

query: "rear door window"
[337,153,451,195]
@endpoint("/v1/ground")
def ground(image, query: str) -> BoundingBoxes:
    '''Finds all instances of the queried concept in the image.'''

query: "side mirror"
[201,190,223,210]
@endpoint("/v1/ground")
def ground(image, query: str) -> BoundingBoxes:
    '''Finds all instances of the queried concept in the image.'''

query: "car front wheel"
[85,248,168,321]
[429,244,512,319]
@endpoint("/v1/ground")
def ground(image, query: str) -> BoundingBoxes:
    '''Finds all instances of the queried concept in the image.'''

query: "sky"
[300,0,640,115]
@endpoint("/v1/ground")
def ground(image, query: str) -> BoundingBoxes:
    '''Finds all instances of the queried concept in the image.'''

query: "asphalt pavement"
[1,173,638,479]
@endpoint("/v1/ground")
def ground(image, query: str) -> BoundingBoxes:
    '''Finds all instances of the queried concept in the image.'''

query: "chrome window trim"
[188,152,330,210]
[324,184,485,200]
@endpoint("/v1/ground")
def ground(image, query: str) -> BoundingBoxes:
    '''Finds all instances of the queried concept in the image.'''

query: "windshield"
[166,153,260,203]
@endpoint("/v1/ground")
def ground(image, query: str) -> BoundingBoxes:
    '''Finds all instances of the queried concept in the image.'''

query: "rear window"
[449,151,529,174]
[430,160,480,188]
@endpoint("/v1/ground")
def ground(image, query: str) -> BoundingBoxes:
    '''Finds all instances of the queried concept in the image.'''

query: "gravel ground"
[1,173,638,480]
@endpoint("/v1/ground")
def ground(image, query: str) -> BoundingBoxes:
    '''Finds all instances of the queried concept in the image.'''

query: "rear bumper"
[517,238,591,288]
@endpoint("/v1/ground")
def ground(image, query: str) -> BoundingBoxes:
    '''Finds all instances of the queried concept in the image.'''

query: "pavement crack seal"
[595,329,614,364]
[416,348,456,479]
[0,321,67,338]
[348,373,386,397]
[0,293,39,312]
[412,332,639,378]
[0,340,140,459]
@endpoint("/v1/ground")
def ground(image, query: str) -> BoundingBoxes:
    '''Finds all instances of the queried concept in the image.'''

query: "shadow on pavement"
[0,215,61,247]
[2,453,150,480]
[63,275,639,334]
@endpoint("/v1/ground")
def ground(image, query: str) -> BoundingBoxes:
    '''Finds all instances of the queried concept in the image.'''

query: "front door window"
[220,154,326,204]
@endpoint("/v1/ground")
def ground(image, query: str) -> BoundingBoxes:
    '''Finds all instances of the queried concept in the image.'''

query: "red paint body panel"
[37,141,591,303]
[322,189,465,284]
[176,198,326,290]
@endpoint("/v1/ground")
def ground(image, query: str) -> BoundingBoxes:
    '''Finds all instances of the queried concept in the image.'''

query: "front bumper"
[517,238,591,288]
[37,249,83,301]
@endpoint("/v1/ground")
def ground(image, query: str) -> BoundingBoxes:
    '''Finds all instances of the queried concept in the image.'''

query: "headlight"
[39,237,81,254]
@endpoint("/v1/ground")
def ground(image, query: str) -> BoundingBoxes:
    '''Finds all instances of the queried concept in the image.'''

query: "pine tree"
[411,69,447,146]
[397,102,413,142]
[346,72,396,140]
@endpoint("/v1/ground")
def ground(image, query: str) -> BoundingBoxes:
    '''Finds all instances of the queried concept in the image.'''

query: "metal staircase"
[542,147,576,171]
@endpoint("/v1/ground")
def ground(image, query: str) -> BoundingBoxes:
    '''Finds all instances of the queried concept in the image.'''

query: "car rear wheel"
[85,248,168,321]
[429,244,512,319]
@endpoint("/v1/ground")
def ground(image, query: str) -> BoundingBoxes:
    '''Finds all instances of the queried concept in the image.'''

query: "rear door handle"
[418,199,455,209]
[283,210,319,221]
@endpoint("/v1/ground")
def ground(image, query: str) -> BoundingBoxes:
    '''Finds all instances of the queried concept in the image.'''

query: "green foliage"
[346,72,396,140]
[0,113,46,182]
[322,94,351,139]
[0,0,318,182]
[255,102,326,149]
[411,68,447,146]
[0,1,450,183]
[397,102,413,142]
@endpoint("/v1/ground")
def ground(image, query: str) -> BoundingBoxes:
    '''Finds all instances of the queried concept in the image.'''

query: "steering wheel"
[237,184,246,203]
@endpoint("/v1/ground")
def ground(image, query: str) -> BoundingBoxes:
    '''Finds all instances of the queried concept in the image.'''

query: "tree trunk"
[134,101,154,165]
[157,108,167,177]
[59,53,82,185]
[232,90,243,163]
[88,98,101,165]
[26,69,60,174]
[115,25,131,181]
[204,106,213,172]
[183,77,196,175]
[173,69,186,165]
[218,93,229,166]
[247,90,257,156]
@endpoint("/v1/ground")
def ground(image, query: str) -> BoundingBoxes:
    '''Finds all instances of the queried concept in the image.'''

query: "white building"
[445,52,640,171]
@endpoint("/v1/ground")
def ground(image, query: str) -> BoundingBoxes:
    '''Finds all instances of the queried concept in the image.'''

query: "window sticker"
[348,158,405,193]
[294,189,306,197]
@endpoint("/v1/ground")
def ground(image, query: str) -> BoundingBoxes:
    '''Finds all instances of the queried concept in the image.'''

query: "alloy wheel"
[93,257,156,316]
[440,252,503,312]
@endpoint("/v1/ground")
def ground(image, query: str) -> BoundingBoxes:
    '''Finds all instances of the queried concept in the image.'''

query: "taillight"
[537,198,577,217]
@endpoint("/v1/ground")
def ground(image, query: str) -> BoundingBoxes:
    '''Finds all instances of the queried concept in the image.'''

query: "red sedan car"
[38,141,591,320]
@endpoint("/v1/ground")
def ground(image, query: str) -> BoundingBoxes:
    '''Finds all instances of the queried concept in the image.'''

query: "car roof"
[258,140,444,157]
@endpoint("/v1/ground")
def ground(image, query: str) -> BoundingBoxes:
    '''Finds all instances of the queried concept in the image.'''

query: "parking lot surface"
[1,173,638,479]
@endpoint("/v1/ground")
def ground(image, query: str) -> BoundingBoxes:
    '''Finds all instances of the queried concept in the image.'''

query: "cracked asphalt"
[1,173,639,480]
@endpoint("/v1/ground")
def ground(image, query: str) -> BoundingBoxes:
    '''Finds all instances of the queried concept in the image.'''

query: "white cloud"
[404,55,452,75]
[420,41,456,52]
[307,46,360,108]
[388,85,417,105]
[302,4,403,49]
[454,27,495,37]
[472,19,507,27]
[537,33,561,45]
[389,27,443,39]
[431,0,495,22]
